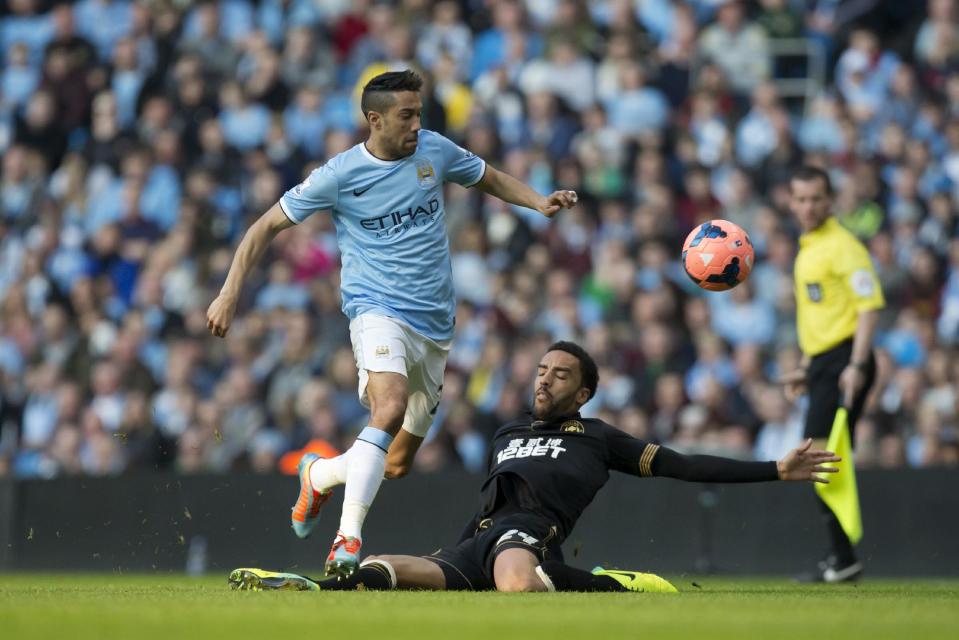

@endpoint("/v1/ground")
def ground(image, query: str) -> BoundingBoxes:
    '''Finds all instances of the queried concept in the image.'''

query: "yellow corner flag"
[815,407,863,544]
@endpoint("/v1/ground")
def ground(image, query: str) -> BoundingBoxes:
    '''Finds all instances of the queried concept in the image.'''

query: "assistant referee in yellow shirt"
[781,166,884,583]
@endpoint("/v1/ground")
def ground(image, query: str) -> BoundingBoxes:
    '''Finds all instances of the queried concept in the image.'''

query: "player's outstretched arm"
[776,438,841,483]
[476,165,577,218]
[647,441,839,484]
[207,203,295,338]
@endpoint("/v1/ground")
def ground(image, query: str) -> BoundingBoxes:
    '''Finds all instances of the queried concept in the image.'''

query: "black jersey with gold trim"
[473,412,659,544]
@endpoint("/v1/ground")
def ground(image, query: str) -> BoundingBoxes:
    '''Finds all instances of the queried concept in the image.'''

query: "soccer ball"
[681,220,754,291]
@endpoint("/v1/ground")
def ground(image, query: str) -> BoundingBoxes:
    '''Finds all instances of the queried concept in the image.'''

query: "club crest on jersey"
[561,420,584,433]
[806,283,823,302]
[292,174,312,196]
[415,158,436,189]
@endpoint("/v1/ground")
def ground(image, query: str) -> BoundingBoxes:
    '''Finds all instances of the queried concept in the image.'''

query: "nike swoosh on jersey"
[353,185,373,196]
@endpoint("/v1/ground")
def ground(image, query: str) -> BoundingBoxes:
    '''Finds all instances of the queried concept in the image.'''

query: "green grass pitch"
[1,574,957,640]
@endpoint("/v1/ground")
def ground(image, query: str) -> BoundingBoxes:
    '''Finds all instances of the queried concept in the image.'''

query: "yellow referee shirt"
[794,217,885,356]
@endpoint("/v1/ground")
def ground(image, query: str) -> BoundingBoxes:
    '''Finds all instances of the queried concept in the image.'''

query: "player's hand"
[778,367,807,402]
[838,364,865,409]
[538,190,578,218]
[207,294,238,338]
[777,438,841,483]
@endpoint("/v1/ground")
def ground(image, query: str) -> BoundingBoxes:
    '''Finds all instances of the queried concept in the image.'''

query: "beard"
[532,401,550,420]
[532,390,574,420]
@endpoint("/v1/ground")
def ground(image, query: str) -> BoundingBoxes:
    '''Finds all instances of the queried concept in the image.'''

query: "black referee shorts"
[804,340,876,441]
[423,512,561,591]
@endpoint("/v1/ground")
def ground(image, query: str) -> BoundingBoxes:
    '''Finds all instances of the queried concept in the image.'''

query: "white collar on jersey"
[360,142,413,166]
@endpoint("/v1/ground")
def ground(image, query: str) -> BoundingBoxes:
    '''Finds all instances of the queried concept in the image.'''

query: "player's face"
[533,350,590,420]
[789,177,832,232]
[382,91,422,157]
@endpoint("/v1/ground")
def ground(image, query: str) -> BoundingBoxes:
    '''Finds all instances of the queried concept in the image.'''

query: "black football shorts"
[423,512,561,591]
[804,340,876,441]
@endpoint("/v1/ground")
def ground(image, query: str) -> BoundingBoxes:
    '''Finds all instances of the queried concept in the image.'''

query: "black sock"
[308,562,395,591]
[816,496,857,566]
[538,560,625,592]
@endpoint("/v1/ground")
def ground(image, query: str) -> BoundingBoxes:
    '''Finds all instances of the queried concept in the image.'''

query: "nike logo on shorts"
[353,185,373,196]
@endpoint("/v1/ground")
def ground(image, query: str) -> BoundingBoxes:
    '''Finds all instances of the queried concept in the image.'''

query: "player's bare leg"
[327,371,408,578]
[385,429,424,479]
[385,386,440,478]
[230,554,445,592]
[493,547,677,593]
[362,554,446,590]
[305,554,446,591]
[492,548,549,592]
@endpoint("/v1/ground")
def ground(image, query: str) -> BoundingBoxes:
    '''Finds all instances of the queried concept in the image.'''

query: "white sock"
[535,566,557,592]
[339,427,393,540]
[308,453,348,493]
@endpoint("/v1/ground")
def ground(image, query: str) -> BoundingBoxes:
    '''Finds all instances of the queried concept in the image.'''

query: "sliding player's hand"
[776,438,841,483]
[207,294,238,338]
[539,190,578,218]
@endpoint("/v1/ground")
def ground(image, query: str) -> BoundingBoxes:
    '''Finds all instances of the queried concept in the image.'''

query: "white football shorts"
[349,314,451,438]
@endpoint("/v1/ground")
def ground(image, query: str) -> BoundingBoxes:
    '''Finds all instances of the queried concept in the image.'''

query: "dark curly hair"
[361,70,423,119]
[546,341,599,400]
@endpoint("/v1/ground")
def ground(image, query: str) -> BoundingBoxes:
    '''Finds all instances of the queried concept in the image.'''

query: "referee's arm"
[833,235,885,407]
[841,309,879,406]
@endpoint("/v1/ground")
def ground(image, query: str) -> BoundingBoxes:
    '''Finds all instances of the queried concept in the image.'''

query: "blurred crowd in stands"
[1,0,958,479]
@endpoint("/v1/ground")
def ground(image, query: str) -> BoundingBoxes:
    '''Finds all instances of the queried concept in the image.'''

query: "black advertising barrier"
[1,471,480,574]
[1,468,957,576]
[0,477,13,570]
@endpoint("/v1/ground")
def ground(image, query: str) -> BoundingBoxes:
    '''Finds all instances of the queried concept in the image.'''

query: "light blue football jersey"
[279,129,486,341]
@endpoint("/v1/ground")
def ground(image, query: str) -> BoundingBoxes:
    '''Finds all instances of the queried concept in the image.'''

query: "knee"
[495,573,545,593]
[370,395,408,428]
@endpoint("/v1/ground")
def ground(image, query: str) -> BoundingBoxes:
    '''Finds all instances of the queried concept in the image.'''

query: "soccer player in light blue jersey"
[206,70,577,579]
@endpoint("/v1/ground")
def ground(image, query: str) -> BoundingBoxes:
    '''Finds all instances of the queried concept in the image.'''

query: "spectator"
[753,384,803,461]
[757,0,804,40]
[177,2,236,78]
[604,62,669,139]
[735,82,782,168]
[518,40,595,112]
[1,0,54,67]
[14,91,67,178]
[281,25,334,91]
[915,0,959,67]
[217,82,270,151]
[698,0,771,95]
[2,43,39,113]
[418,1,472,80]
[1,144,43,229]
[0,0,956,479]
[836,29,900,124]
